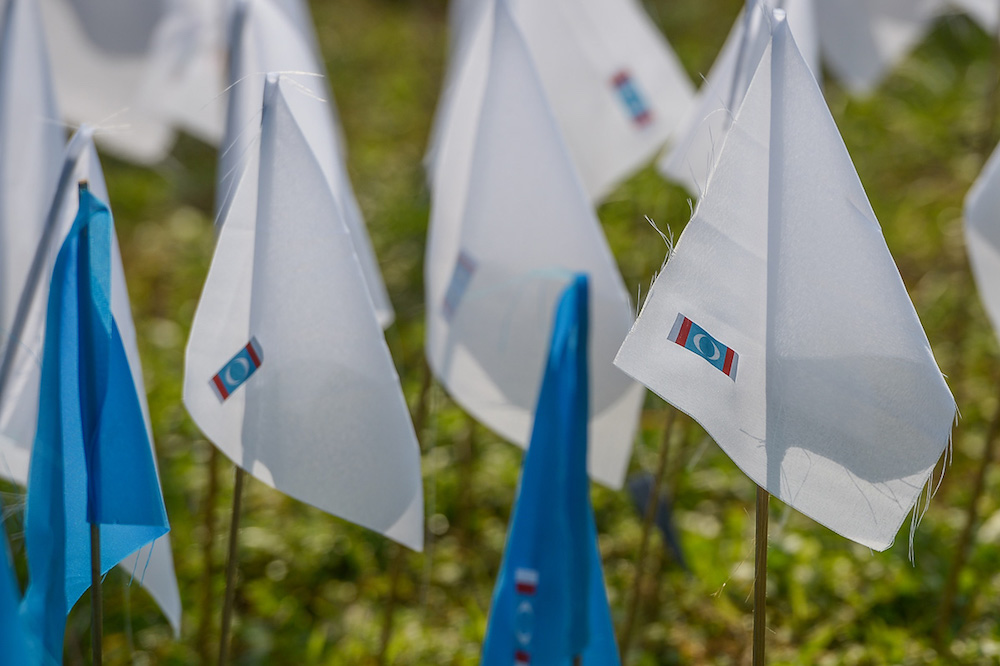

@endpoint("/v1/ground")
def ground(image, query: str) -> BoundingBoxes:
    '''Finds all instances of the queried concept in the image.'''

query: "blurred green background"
[5,0,1000,663]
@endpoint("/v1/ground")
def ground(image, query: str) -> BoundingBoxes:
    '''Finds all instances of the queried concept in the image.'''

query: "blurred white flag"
[38,0,226,163]
[617,11,955,551]
[965,143,1000,339]
[184,74,423,550]
[428,0,694,202]
[426,0,643,489]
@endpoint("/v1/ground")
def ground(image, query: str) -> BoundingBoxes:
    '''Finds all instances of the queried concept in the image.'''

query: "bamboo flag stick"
[936,380,1000,644]
[618,407,678,664]
[90,522,102,666]
[377,359,434,665]
[218,466,247,665]
[935,10,1000,645]
[753,485,770,666]
[199,446,221,661]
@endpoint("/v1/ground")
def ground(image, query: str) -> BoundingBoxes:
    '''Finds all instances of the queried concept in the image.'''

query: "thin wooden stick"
[376,360,434,664]
[219,467,246,665]
[90,523,102,666]
[936,385,1000,644]
[618,408,678,664]
[199,446,221,661]
[573,656,582,666]
[753,485,770,666]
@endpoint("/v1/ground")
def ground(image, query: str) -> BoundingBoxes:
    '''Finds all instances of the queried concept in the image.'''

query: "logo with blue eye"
[211,337,264,401]
[611,69,652,127]
[668,314,738,380]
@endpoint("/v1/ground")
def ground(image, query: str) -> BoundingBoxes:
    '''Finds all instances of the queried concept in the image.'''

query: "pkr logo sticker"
[668,314,738,380]
[211,337,264,401]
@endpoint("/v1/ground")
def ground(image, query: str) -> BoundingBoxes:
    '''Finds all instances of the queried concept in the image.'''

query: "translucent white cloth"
[965,143,1000,339]
[184,75,423,550]
[427,0,693,201]
[617,12,955,551]
[426,0,643,490]
[38,0,226,163]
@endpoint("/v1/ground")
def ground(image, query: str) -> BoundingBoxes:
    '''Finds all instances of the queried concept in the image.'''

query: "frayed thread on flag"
[637,216,674,319]
[908,411,957,563]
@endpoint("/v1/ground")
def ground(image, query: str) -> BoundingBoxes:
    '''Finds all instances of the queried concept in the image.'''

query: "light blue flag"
[19,185,169,663]
[482,274,620,666]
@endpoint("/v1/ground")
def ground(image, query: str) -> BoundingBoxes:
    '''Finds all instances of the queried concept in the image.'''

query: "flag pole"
[219,466,246,664]
[753,484,769,665]
[377,359,433,664]
[199,446,221,661]
[90,522,102,666]
[79,179,103,666]
[936,380,1000,645]
[618,407,677,664]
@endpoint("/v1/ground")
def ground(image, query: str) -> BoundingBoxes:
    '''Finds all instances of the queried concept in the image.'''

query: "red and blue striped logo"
[611,69,652,127]
[668,315,738,380]
[210,337,264,402]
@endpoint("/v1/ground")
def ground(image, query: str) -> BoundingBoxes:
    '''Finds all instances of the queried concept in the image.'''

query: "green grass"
[7,0,1000,663]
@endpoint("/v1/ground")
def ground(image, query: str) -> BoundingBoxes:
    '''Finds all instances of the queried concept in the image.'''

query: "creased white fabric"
[617,13,955,551]
[217,0,392,327]
[184,75,423,551]
[426,0,643,490]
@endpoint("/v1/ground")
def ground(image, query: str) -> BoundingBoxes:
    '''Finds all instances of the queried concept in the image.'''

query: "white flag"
[426,0,643,490]
[217,0,393,328]
[965,143,1000,339]
[184,74,423,550]
[659,0,819,197]
[0,128,183,635]
[948,0,998,31]
[37,0,226,163]
[616,11,955,551]
[427,0,693,202]
[813,0,942,95]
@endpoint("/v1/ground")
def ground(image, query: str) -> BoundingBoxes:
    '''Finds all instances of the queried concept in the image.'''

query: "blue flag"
[482,274,620,666]
[19,186,169,663]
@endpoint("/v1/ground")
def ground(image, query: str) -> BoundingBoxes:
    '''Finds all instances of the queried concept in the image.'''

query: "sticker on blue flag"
[443,250,477,319]
[211,337,264,401]
[611,69,652,127]
[668,314,738,380]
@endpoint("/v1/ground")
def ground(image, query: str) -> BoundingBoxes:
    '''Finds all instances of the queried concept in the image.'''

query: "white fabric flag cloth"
[217,0,393,328]
[427,0,693,202]
[38,0,226,163]
[964,143,1000,338]
[658,0,819,197]
[426,0,643,489]
[184,74,423,551]
[949,0,999,31]
[616,11,955,551]
[0,0,64,351]
[0,128,182,634]
[813,0,942,95]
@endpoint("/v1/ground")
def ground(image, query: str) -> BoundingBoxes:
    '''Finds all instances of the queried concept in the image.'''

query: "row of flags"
[0,0,994,659]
